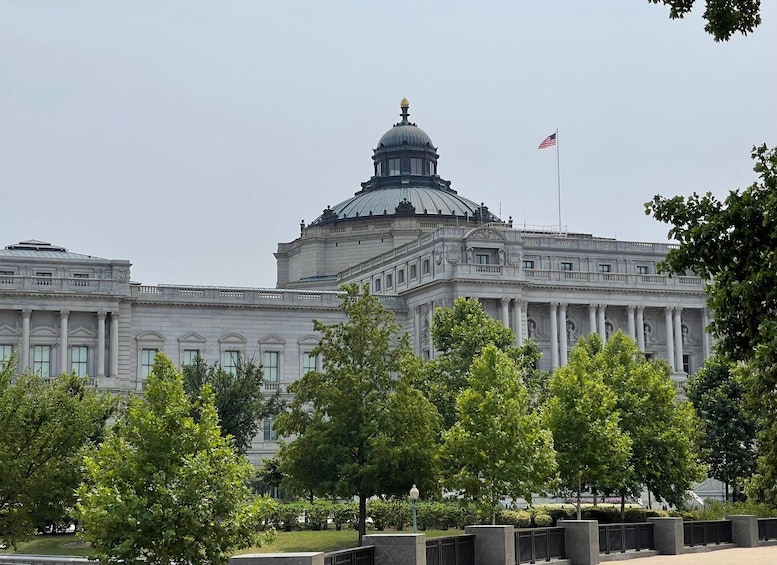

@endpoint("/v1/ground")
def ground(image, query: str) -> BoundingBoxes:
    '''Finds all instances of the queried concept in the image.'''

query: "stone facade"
[0,104,710,464]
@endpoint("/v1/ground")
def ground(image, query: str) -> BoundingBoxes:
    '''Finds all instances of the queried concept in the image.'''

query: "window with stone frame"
[182,349,199,367]
[33,345,51,378]
[71,345,88,377]
[140,348,158,379]
[263,351,279,383]
[223,350,240,375]
[263,416,277,441]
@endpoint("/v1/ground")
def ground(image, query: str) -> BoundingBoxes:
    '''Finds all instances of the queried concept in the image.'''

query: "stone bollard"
[229,553,325,565]
[559,520,599,565]
[727,515,759,547]
[464,525,514,565]
[362,533,426,565]
[648,516,684,555]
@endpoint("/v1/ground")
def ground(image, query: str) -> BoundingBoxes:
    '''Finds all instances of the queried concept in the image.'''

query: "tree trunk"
[620,491,626,522]
[576,471,582,520]
[358,494,366,546]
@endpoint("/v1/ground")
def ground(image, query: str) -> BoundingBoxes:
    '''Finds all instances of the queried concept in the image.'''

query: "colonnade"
[16,308,119,377]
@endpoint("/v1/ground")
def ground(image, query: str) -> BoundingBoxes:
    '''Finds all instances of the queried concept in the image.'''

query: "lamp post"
[409,484,419,533]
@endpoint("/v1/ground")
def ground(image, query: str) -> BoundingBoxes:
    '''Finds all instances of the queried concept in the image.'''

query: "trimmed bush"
[533,512,553,527]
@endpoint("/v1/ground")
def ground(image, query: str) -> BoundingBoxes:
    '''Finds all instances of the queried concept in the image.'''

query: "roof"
[1,240,108,261]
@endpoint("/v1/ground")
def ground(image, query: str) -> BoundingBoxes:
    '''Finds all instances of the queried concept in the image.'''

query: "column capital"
[636,304,645,312]
[22,308,32,317]
[60,309,70,318]
[674,306,683,313]
[110,310,119,320]
[97,310,107,320]
[550,302,560,308]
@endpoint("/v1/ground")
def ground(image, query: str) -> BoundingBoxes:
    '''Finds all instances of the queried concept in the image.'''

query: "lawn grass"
[2,529,465,557]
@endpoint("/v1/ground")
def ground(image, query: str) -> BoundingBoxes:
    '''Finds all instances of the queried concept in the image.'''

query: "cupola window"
[410,158,424,175]
[388,158,401,176]
[376,161,383,176]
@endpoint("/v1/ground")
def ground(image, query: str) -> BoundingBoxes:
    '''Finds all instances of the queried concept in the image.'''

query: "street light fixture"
[409,484,419,533]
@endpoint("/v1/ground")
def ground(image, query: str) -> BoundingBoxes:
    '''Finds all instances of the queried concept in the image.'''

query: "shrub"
[332,502,358,531]
[272,502,306,531]
[533,512,553,527]
[307,500,333,530]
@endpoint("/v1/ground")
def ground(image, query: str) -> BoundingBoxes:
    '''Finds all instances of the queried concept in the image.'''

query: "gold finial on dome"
[400,97,410,108]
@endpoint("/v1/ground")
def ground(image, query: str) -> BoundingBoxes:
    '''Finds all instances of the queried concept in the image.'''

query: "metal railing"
[323,545,374,565]
[598,523,654,554]
[426,534,475,565]
[758,518,777,541]
[683,520,733,547]
[515,527,566,563]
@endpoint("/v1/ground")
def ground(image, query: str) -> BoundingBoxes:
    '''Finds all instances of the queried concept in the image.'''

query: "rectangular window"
[35,272,52,286]
[141,348,158,379]
[388,158,401,176]
[263,351,279,382]
[410,158,424,175]
[385,273,393,289]
[560,262,573,271]
[182,349,199,367]
[476,254,490,265]
[373,277,381,292]
[644,352,654,360]
[637,265,650,275]
[523,260,535,270]
[223,350,240,375]
[71,346,88,377]
[683,354,691,374]
[263,416,277,442]
[73,273,90,287]
[410,264,417,280]
[397,269,405,284]
[422,259,430,275]
[33,345,51,378]
[598,264,612,273]
[301,353,318,376]
[0,344,14,363]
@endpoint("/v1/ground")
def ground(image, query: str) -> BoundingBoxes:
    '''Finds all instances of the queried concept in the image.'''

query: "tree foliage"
[685,357,757,500]
[182,357,280,454]
[646,145,777,502]
[442,344,557,523]
[597,332,705,509]
[648,0,762,41]
[0,357,114,545]
[275,284,441,544]
[543,336,632,518]
[0,358,114,542]
[414,297,546,429]
[76,354,274,565]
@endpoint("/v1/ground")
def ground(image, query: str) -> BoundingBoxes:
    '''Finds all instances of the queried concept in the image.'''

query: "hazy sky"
[2,1,775,288]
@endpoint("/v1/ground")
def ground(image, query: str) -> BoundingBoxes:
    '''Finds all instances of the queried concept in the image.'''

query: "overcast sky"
[2,1,775,288]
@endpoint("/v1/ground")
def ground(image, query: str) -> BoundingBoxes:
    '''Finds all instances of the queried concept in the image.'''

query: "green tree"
[596,332,705,512]
[544,337,632,519]
[442,344,557,524]
[415,297,546,429]
[646,145,777,502]
[685,357,757,500]
[182,357,280,455]
[76,354,274,565]
[275,284,441,544]
[0,356,114,545]
[648,0,763,41]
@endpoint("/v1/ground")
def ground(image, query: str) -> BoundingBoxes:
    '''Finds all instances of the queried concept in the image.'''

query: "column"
[110,311,119,377]
[588,304,597,335]
[514,300,524,346]
[500,298,509,328]
[627,306,636,342]
[702,308,710,361]
[597,304,606,342]
[549,303,559,370]
[674,307,684,372]
[97,311,106,378]
[414,306,422,354]
[21,309,31,370]
[60,310,69,375]
[636,306,645,351]
[559,303,568,365]
[665,307,675,372]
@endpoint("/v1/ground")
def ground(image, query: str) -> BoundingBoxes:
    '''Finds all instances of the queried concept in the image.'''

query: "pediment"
[297,335,319,347]
[465,226,507,242]
[69,327,96,339]
[136,331,165,343]
[219,333,246,345]
[179,332,206,343]
[30,326,58,337]
[260,334,286,346]
[0,324,19,338]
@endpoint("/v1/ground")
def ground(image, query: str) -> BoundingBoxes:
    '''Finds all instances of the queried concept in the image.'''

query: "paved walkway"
[619,545,777,564]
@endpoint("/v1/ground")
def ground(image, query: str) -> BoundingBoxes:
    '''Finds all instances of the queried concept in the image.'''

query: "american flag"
[538,133,557,149]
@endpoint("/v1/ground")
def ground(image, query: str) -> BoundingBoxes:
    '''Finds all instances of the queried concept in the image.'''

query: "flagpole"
[555,128,562,235]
